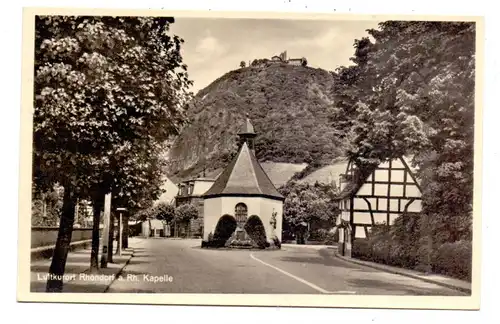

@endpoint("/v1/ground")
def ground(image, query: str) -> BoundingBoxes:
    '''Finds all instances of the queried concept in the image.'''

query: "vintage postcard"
[17,8,483,309]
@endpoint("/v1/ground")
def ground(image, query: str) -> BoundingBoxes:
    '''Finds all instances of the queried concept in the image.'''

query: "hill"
[167,61,346,182]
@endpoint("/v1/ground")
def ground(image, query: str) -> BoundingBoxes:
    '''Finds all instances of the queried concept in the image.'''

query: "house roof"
[334,156,421,201]
[179,177,216,184]
[202,142,284,200]
[334,163,377,201]
[299,158,349,186]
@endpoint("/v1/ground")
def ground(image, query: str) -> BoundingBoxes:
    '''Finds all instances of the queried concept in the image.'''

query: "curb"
[334,252,471,295]
[103,248,136,293]
[60,247,136,293]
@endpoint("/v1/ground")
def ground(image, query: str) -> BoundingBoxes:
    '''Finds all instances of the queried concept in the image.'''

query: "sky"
[169,18,381,94]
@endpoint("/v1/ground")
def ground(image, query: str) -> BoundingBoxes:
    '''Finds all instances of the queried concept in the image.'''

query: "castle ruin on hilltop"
[246,50,307,68]
[270,50,306,66]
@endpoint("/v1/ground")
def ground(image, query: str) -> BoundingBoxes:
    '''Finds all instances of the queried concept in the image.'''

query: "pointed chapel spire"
[202,114,283,201]
[237,113,257,151]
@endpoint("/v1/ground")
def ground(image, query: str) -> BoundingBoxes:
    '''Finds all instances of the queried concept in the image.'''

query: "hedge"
[431,240,472,281]
[352,215,472,281]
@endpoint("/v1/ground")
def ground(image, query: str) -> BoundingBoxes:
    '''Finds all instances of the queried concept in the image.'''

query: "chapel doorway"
[213,215,237,247]
[244,215,267,249]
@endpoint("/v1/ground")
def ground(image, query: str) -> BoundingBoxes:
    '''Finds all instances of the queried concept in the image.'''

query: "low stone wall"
[31,227,101,248]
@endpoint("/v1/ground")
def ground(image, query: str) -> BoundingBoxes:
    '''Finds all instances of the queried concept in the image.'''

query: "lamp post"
[116,207,127,256]
[100,193,112,268]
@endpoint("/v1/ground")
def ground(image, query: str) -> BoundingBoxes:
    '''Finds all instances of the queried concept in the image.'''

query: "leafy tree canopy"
[174,203,198,222]
[331,21,475,242]
[279,180,339,229]
[34,16,192,199]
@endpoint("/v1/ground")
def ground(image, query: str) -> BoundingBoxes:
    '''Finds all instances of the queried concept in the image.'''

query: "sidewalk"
[334,253,472,294]
[283,243,471,294]
[30,237,142,293]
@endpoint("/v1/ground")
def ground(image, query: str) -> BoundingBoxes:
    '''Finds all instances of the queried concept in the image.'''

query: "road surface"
[106,238,465,295]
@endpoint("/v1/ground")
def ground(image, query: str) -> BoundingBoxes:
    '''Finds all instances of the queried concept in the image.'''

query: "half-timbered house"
[335,156,423,257]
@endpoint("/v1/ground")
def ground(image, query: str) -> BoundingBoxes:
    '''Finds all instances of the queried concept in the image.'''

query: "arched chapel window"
[235,203,248,224]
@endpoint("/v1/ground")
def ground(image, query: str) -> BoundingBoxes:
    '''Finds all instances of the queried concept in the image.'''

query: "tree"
[301,57,308,67]
[240,61,246,68]
[173,203,198,236]
[279,180,338,243]
[34,16,192,291]
[331,21,475,244]
[153,201,176,223]
[174,203,198,222]
[31,186,63,227]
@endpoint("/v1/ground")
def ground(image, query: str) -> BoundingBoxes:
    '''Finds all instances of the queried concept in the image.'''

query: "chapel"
[201,117,284,249]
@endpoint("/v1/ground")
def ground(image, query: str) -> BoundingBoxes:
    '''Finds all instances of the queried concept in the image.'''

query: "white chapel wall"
[202,196,283,242]
[202,198,222,240]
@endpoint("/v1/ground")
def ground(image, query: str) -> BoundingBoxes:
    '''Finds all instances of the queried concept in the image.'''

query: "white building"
[335,156,423,257]
[201,117,284,249]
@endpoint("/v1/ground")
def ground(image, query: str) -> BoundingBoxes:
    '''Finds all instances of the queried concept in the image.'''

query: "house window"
[235,203,248,224]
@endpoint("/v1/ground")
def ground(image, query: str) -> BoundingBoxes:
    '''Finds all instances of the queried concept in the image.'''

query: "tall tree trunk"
[123,213,129,249]
[107,212,114,263]
[46,185,77,292]
[89,196,103,272]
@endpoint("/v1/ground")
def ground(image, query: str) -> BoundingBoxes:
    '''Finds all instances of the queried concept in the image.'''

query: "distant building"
[174,177,216,238]
[269,50,306,66]
[287,58,304,66]
[141,219,169,238]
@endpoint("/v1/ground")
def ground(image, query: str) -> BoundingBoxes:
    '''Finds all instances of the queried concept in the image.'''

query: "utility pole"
[100,193,112,268]
[75,198,80,224]
[42,192,47,220]
[116,207,127,256]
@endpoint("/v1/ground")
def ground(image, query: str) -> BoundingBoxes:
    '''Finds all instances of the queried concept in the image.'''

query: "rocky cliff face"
[167,62,346,183]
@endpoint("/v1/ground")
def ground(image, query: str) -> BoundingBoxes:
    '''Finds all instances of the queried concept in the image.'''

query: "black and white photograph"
[17,8,482,309]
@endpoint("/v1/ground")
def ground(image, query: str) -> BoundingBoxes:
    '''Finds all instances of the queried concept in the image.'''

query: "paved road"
[107,238,465,295]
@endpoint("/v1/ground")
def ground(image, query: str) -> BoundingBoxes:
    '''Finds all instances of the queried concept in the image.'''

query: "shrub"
[352,238,372,260]
[309,228,329,241]
[322,231,338,245]
[432,240,472,281]
[351,222,472,281]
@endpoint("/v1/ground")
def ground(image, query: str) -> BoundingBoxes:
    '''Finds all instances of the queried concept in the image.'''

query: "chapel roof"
[202,142,284,200]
